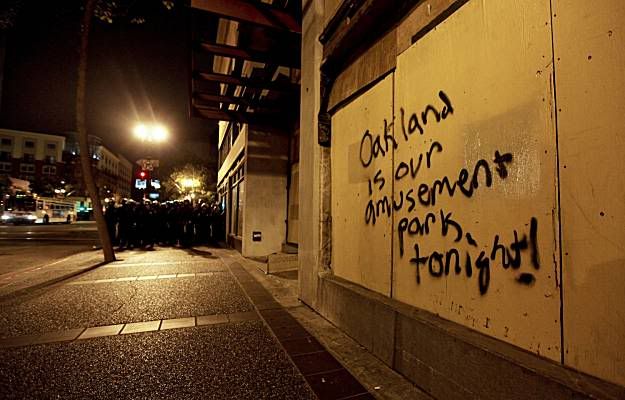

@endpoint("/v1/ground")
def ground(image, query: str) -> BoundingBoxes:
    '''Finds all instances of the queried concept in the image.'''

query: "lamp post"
[133,123,168,201]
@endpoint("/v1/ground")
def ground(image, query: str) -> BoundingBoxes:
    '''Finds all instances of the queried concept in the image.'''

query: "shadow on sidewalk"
[0,260,110,305]
[182,246,219,260]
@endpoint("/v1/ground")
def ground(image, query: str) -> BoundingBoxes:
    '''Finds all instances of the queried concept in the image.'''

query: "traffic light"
[138,170,149,179]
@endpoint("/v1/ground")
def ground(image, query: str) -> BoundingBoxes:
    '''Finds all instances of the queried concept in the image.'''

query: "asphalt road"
[0,221,99,278]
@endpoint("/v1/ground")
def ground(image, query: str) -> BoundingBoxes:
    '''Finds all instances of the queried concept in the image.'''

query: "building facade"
[189,9,300,259]
[190,0,625,397]
[0,129,132,203]
[96,145,132,201]
[0,128,65,193]
[298,0,625,397]
[63,132,132,202]
[217,120,295,257]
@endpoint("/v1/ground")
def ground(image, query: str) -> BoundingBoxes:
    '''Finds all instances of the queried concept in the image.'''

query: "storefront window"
[236,180,244,236]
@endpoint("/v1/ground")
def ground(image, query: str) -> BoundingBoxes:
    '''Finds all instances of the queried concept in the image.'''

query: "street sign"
[136,158,159,171]
[135,179,147,189]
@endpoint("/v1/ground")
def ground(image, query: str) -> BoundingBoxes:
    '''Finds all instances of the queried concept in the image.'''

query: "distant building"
[96,145,132,200]
[0,128,65,193]
[62,132,132,201]
[0,128,131,203]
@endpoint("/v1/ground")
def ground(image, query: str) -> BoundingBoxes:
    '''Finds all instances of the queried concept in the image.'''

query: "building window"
[236,180,244,236]
[229,185,235,234]
[23,153,35,162]
[0,151,10,161]
[42,165,57,175]
[0,162,11,172]
[20,163,35,173]
[24,140,35,149]
[46,143,56,150]
[1,138,11,147]
[228,161,245,238]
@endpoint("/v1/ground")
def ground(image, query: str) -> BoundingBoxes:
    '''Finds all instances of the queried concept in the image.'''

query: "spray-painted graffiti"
[359,90,540,295]
[408,217,539,294]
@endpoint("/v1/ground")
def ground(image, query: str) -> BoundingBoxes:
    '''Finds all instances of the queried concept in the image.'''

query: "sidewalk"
[0,246,426,399]
[0,247,426,399]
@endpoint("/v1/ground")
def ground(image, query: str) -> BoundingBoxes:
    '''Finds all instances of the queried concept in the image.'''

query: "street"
[0,221,98,278]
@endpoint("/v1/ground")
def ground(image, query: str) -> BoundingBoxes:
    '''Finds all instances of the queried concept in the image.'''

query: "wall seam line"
[390,71,397,368]
[390,72,395,300]
[548,0,565,366]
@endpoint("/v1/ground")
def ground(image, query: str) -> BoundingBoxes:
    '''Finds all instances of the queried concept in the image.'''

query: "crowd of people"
[103,199,225,250]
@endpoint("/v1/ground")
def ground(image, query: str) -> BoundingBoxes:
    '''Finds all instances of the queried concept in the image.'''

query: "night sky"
[0,1,217,164]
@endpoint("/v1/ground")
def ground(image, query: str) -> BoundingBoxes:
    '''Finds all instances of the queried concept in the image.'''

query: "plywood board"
[328,30,397,112]
[331,74,394,296]
[392,0,561,360]
[553,0,625,387]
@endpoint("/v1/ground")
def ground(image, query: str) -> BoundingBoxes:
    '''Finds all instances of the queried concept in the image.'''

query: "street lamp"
[132,122,168,201]
[181,178,199,189]
[179,177,200,203]
[133,123,168,142]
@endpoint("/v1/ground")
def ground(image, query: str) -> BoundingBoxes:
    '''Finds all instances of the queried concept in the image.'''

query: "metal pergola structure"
[188,0,301,132]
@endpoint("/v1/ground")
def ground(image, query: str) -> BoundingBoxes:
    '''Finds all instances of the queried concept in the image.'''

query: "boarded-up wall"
[329,0,625,387]
[332,74,393,296]
[392,0,560,360]
[553,0,625,386]
[331,0,561,361]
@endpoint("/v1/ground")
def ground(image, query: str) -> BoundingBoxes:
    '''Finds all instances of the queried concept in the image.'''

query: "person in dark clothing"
[117,200,133,250]
[104,201,118,246]
[194,202,210,245]
[179,200,194,247]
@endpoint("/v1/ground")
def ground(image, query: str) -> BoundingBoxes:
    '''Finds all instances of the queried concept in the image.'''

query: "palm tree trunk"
[76,0,115,262]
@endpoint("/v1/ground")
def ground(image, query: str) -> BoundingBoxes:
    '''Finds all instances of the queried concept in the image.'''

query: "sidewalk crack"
[110,285,138,315]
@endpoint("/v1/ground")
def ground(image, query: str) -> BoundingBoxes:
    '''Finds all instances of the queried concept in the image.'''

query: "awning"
[188,0,301,131]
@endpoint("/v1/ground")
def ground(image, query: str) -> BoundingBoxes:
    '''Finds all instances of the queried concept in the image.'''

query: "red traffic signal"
[138,170,149,179]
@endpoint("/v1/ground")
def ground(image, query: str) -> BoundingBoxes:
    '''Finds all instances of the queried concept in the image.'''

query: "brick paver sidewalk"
[0,247,374,399]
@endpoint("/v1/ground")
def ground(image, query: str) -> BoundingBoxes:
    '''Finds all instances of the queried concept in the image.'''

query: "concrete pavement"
[0,246,424,399]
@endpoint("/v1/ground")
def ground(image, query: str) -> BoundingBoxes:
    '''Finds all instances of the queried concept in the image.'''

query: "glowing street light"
[181,178,199,189]
[152,124,168,141]
[133,123,169,142]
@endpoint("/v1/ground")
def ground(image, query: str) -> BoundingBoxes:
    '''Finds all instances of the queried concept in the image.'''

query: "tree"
[163,163,213,202]
[0,1,21,115]
[0,1,21,30]
[76,0,178,262]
